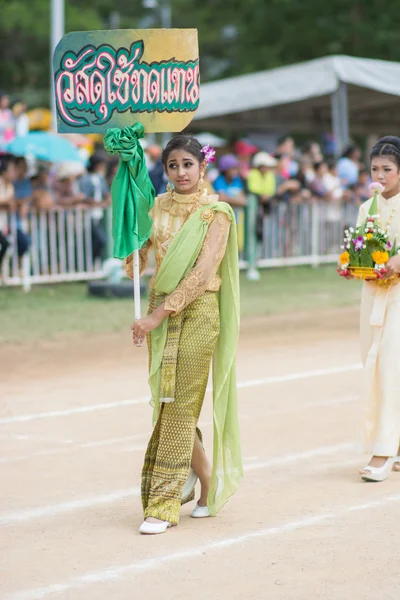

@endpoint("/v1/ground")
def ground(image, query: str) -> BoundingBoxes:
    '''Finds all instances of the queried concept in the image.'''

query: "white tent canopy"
[193,55,400,152]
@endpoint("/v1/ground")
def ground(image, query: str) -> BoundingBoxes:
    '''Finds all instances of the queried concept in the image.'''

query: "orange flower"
[372,250,389,265]
[339,251,350,265]
[372,251,382,263]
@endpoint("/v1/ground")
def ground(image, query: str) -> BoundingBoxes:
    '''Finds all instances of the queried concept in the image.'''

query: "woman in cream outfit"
[355,136,400,482]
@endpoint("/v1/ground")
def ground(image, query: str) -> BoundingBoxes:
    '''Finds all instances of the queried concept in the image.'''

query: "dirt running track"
[1,307,399,600]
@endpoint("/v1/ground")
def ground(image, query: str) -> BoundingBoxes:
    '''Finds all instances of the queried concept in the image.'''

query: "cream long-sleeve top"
[124,189,230,315]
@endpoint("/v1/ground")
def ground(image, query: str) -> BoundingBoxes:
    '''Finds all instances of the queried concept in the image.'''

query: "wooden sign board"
[53,29,199,134]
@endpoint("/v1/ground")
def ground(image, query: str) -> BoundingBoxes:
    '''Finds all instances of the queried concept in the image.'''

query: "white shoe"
[246,268,260,281]
[139,520,172,535]
[191,503,211,518]
[360,457,395,482]
[392,456,400,471]
[182,468,198,503]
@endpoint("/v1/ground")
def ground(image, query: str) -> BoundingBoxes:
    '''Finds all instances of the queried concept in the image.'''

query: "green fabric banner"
[103,123,155,259]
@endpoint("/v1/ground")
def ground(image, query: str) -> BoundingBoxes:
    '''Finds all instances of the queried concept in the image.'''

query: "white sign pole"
[50,0,64,130]
[133,250,141,320]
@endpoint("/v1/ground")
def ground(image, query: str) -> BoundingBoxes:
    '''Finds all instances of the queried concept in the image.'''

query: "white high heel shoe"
[139,520,172,535]
[191,503,211,518]
[392,456,400,471]
[360,457,395,482]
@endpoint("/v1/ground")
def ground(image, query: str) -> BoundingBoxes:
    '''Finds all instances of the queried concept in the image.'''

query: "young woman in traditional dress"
[125,135,242,533]
[354,136,400,481]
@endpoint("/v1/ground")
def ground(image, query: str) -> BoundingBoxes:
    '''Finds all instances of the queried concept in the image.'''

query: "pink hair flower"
[369,182,385,194]
[201,145,216,165]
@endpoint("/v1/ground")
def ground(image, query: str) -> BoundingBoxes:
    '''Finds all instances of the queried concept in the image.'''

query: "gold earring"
[197,172,204,195]
[166,179,174,199]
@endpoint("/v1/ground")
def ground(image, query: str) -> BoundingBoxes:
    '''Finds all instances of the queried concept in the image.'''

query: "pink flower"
[387,241,392,250]
[352,236,365,251]
[201,145,216,165]
[369,182,384,194]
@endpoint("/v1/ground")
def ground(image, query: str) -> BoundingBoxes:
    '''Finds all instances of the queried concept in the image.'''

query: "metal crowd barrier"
[1,201,359,291]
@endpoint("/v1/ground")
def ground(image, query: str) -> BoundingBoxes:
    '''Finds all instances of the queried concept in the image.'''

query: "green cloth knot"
[103,123,155,259]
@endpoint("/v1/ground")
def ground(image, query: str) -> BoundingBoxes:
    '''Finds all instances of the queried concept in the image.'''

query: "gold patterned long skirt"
[141,291,220,525]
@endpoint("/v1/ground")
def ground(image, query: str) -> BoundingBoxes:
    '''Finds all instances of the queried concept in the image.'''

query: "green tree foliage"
[1,0,400,103]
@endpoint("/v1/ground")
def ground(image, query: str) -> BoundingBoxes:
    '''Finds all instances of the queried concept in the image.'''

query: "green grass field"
[0,266,361,344]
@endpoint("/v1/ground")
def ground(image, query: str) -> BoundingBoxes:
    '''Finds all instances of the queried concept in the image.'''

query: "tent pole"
[339,81,349,148]
[331,87,342,158]
[331,81,349,157]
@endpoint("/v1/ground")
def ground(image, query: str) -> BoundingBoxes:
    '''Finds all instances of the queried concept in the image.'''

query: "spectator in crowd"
[234,139,258,180]
[274,154,302,201]
[14,157,32,211]
[106,157,119,189]
[213,154,247,208]
[146,144,167,195]
[13,157,31,260]
[311,160,344,250]
[54,161,86,207]
[245,151,278,281]
[0,92,15,150]
[12,101,29,138]
[79,154,111,262]
[323,160,345,200]
[354,167,371,203]
[31,166,54,211]
[301,140,323,164]
[310,161,331,198]
[274,151,295,181]
[295,156,315,188]
[0,155,16,277]
[337,143,361,187]
[276,135,298,177]
[213,154,247,252]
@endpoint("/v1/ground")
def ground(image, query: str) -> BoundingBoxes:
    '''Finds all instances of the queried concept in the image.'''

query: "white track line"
[0,396,359,466]
[0,488,140,526]
[7,492,400,600]
[244,443,353,471]
[262,394,358,417]
[0,364,362,426]
[0,434,148,465]
[0,397,149,426]
[0,433,74,445]
[236,364,361,389]
[0,443,352,526]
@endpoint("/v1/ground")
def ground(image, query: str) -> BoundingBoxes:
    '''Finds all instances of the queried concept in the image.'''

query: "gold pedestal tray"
[348,266,396,286]
[348,266,377,280]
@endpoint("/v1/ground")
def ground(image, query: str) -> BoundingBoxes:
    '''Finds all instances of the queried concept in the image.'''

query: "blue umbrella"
[6,132,84,163]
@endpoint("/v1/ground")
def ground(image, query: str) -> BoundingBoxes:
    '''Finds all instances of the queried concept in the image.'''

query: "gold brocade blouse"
[124,189,231,315]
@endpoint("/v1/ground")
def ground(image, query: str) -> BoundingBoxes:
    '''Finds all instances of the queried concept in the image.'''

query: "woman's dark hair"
[314,161,326,172]
[277,134,293,146]
[370,136,400,169]
[341,143,359,159]
[327,159,336,170]
[88,153,106,173]
[162,135,204,166]
[0,153,15,175]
